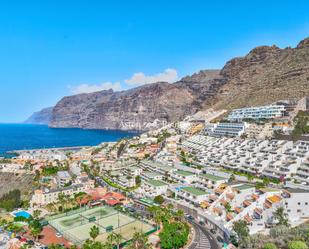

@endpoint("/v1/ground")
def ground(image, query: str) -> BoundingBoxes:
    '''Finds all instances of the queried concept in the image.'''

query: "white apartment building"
[173,170,197,184]
[227,104,285,121]
[177,186,209,205]
[31,181,94,206]
[206,122,249,137]
[56,171,72,187]
[196,173,228,191]
[141,179,168,197]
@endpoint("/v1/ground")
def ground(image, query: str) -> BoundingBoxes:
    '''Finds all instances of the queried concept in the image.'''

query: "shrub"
[263,243,278,249]
[287,241,308,249]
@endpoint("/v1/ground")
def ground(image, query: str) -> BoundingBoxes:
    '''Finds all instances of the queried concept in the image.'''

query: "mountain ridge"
[27,37,309,130]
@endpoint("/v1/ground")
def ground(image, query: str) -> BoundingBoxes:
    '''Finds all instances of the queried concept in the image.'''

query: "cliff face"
[212,38,309,109]
[50,82,205,130]
[47,37,309,130]
[24,107,53,125]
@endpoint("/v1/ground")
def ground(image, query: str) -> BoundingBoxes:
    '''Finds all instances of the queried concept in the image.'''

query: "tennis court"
[47,206,154,245]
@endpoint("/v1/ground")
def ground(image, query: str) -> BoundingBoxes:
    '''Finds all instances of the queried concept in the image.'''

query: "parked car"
[56,232,62,238]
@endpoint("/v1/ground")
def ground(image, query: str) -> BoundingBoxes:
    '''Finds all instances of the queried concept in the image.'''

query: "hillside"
[24,107,53,125]
[212,38,309,109]
[29,37,309,130]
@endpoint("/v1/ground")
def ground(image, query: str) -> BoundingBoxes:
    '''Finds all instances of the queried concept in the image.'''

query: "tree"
[273,207,289,227]
[135,175,141,186]
[232,220,249,241]
[229,174,236,182]
[107,232,122,249]
[30,227,41,241]
[159,221,189,249]
[154,195,165,205]
[0,189,21,211]
[263,243,278,249]
[90,225,100,241]
[127,231,152,249]
[32,209,42,219]
[288,241,308,249]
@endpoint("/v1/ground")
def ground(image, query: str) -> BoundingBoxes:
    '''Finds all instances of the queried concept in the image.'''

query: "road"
[188,221,220,249]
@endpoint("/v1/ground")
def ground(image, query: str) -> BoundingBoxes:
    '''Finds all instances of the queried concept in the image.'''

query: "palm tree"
[30,227,41,241]
[127,231,152,249]
[90,225,100,241]
[57,193,66,210]
[32,209,42,219]
[107,232,123,249]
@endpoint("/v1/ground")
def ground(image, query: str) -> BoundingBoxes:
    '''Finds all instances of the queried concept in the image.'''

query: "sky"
[0,1,308,122]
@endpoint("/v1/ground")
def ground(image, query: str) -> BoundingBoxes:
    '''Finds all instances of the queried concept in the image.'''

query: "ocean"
[0,124,137,157]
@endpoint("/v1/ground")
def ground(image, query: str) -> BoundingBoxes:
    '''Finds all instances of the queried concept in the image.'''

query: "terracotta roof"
[254,208,262,214]
[243,200,252,207]
[226,213,234,221]
[252,194,259,200]
[234,207,242,214]
[244,214,253,223]
[266,195,282,203]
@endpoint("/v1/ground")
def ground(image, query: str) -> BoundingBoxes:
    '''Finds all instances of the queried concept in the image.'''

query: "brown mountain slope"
[211,38,309,110]
[47,37,309,130]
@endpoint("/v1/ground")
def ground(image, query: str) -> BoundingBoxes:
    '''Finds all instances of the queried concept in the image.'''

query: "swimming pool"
[14,210,31,219]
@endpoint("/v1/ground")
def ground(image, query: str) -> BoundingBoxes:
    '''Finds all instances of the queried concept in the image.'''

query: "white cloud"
[69,82,122,94]
[125,68,178,86]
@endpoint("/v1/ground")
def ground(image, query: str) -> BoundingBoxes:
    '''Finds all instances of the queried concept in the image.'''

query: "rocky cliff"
[24,107,53,125]
[49,81,212,130]
[38,37,309,130]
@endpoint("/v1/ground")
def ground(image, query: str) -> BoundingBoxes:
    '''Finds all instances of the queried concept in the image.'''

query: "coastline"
[0,124,138,158]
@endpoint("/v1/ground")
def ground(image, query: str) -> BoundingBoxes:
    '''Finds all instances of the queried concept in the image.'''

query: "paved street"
[188,221,220,249]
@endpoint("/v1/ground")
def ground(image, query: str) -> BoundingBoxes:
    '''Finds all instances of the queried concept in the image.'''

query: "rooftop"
[234,184,255,191]
[176,170,195,176]
[182,187,208,196]
[146,179,167,187]
[200,173,226,182]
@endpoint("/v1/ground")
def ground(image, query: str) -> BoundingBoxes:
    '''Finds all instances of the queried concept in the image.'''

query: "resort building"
[172,170,197,184]
[227,104,285,121]
[141,179,168,197]
[177,186,209,205]
[206,122,249,137]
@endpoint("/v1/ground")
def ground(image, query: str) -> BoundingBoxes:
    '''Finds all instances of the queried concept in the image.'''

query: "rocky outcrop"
[212,38,309,110]
[48,37,309,131]
[24,107,53,125]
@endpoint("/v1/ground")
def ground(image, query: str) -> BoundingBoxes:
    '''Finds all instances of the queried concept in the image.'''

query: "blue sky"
[0,1,308,122]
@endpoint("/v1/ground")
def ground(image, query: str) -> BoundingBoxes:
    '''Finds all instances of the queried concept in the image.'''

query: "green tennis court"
[48,205,154,245]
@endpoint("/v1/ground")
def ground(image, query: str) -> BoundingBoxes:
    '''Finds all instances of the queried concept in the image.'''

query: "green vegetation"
[89,225,99,241]
[292,111,309,140]
[288,241,308,249]
[263,243,278,249]
[157,130,172,143]
[154,195,165,204]
[238,221,309,248]
[80,230,149,249]
[0,189,21,211]
[232,220,249,246]
[273,207,289,227]
[159,221,189,249]
[147,205,189,249]
[42,165,59,176]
